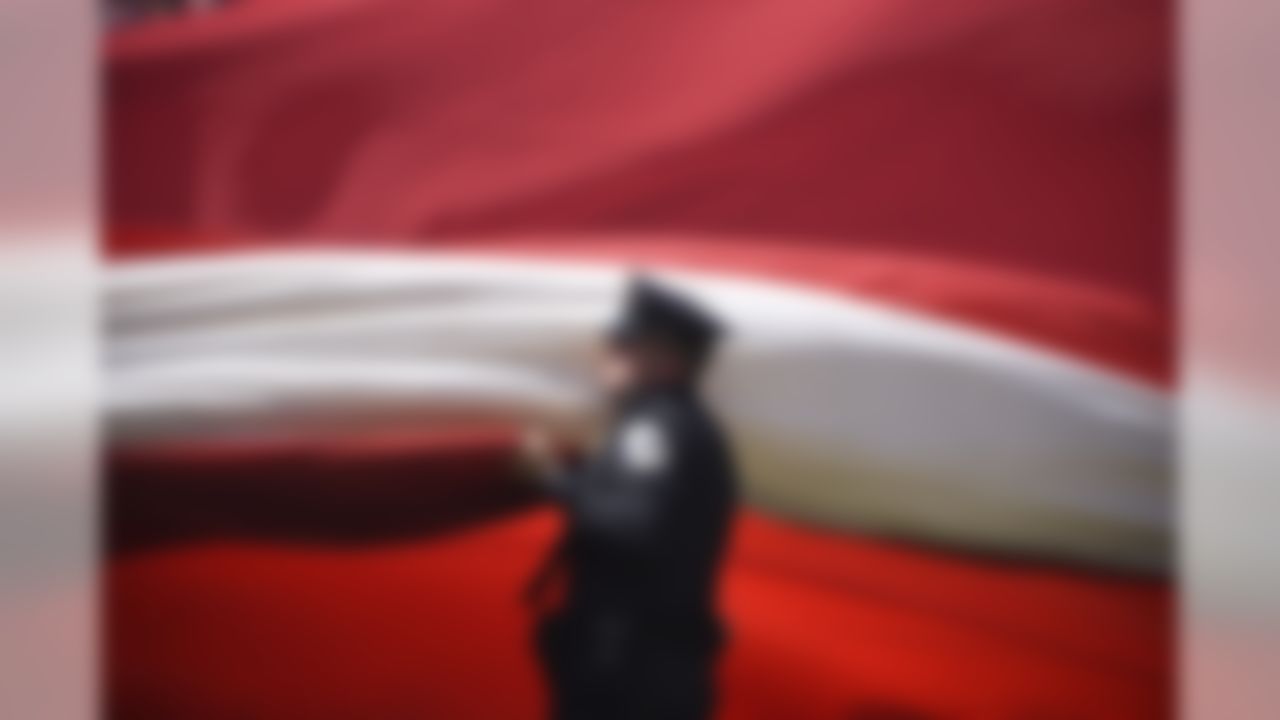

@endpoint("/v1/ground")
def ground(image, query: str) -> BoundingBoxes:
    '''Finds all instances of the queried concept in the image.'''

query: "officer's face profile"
[597,337,692,396]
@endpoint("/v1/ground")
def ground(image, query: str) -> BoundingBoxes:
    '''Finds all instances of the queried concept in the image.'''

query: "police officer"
[523,275,738,720]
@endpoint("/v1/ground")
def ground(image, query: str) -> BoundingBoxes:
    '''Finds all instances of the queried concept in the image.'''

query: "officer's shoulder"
[634,395,721,447]
[632,394,695,427]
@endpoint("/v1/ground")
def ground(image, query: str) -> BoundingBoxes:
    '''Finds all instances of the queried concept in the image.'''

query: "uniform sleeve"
[540,460,580,502]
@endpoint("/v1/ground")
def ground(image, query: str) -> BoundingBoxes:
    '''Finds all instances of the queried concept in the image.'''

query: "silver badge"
[619,418,668,478]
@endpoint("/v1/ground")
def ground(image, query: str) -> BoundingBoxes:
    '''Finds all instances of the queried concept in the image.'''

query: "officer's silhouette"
[523,275,738,720]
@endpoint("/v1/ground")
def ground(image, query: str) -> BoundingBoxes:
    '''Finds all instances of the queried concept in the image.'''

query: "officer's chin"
[602,381,637,407]
[597,358,639,398]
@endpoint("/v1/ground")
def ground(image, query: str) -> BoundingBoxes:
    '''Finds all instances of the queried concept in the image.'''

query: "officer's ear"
[668,343,715,381]
[669,334,716,377]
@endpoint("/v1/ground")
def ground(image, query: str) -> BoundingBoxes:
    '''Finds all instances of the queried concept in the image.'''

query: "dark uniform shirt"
[537,383,737,720]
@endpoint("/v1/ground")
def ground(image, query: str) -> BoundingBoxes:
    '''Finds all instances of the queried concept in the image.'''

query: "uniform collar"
[615,381,695,412]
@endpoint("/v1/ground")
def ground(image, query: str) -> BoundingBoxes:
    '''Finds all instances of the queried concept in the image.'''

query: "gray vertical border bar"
[0,0,99,719]
[1182,0,1280,717]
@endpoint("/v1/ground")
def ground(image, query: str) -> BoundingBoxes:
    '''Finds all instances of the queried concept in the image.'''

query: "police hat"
[608,275,723,359]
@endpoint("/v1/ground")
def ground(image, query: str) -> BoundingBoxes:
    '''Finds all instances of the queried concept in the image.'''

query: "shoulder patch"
[619,417,669,478]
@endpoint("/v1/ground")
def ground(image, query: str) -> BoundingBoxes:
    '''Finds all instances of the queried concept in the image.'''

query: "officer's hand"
[517,425,565,485]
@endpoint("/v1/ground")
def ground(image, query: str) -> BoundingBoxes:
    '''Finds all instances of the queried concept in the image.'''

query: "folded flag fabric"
[108,251,1170,571]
